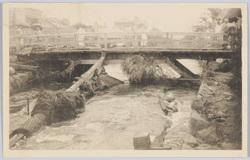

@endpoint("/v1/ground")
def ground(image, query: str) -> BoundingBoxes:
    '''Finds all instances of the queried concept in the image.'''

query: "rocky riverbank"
[183,61,242,150]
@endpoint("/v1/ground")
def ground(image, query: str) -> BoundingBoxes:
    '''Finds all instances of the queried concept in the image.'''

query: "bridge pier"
[165,58,198,79]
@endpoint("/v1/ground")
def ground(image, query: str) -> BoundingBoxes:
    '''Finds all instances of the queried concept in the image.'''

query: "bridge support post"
[45,37,49,51]
[67,50,107,92]
[104,33,108,49]
[74,34,78,48]
[166,58,197,79]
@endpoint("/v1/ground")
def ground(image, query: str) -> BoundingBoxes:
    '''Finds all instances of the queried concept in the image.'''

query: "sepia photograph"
[2,2,248,157]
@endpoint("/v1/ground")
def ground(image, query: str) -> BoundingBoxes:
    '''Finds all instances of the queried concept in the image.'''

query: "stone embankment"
[183,61,242,150]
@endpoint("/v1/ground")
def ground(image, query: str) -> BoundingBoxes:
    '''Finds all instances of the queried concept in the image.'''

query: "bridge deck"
[17,47,235,61]
[28,47,234,54]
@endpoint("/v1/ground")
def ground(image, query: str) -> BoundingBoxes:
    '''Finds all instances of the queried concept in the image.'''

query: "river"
[11,59,201,150]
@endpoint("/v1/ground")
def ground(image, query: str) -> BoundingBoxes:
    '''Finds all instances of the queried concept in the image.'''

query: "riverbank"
[184,61,242,150]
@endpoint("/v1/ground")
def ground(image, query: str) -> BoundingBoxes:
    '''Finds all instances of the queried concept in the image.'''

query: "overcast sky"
[11,3,211,32]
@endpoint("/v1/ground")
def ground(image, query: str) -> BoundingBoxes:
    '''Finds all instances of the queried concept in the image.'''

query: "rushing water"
[11,60,202,150]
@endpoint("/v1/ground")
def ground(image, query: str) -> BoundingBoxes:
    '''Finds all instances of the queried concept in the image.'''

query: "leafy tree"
[193,8,222,32]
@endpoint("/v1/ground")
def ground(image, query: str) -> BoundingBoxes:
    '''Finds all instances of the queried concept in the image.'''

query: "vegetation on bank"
[198,51,242,99]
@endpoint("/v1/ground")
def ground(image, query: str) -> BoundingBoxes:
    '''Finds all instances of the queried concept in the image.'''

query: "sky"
[11,3,210,32]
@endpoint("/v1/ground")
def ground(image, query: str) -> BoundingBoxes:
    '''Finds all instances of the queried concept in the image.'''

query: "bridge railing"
[10,32,231,52]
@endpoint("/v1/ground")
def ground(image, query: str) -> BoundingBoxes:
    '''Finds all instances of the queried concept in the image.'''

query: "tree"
[193,8,222,32]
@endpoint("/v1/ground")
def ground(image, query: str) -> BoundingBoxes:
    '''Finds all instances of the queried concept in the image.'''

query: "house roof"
[15,18,31,28]
[42,18,71,28]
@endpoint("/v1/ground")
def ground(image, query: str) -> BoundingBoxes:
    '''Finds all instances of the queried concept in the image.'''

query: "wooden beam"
[10,64,38,72]
[10,134,25,148]
[104,60,124,65]
[17,46,33,55]
[67,50,107,92]
[77,60,98,64]
[166,58,197,78]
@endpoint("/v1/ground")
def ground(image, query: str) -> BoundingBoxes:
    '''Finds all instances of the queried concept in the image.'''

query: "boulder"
[169,102,178,112]
[190,110,209,136]
[162,100,178,113]
[212,72,234,85]
[191,98,204,113]
[197,83,215,98]
[195,144,212,150]
[185,135,199,147]
[181,144,194,150]
[219,142,241,150]
[162,94,175,102]
[10,55,18,63]
[133,132,151,150]
[197,126,219,144]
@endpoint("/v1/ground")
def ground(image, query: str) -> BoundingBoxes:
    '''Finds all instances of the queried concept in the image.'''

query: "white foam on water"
[36,135,74,143]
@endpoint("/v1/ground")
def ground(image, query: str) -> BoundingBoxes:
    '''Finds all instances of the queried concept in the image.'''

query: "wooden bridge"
[10,31,238,79]
[11,31,236,60]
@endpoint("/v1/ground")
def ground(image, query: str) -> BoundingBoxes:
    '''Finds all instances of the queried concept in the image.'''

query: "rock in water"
[169,102,178,112]
[185,135,199,147]
[181,144,194,150]
[163,100,178,112]
[163,94,175,102]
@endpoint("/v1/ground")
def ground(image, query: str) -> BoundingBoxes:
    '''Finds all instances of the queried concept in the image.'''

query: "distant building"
[33,18,76,34]
[41,18,71,29]
[114,17,148,32]
[9,8,42,27]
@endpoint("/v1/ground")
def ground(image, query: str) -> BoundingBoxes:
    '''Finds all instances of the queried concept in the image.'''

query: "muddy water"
[13,84,197,150]
[11,61,201,150]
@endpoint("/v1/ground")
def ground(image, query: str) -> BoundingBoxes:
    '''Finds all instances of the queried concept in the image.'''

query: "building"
[114,17,148,32]
[9,8,42,27]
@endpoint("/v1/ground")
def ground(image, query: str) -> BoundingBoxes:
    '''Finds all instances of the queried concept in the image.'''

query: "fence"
[10,32,232,51]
